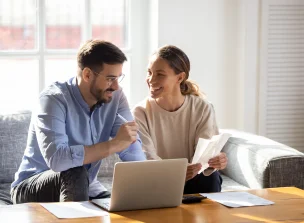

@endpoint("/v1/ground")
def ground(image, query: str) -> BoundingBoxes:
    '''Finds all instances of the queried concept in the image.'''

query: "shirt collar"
[71,77,91,112]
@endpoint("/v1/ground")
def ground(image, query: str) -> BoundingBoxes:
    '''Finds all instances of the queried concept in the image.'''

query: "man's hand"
[83,121,139,164]
[208,152,228,170]
[186,163,202,181]
[112,121,138,152]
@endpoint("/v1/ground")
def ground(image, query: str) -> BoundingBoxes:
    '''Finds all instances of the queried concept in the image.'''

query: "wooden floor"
[1,187,303,223]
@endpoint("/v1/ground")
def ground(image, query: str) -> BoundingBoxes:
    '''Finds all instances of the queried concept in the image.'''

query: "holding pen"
[116,113,129,123]
[116,113,143,136]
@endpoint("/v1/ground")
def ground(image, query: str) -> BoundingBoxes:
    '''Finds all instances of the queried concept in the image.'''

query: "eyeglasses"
[91,70,125,84]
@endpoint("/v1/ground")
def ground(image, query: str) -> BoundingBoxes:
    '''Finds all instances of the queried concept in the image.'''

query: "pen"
[116,113,128,123]
[116,113,143,136]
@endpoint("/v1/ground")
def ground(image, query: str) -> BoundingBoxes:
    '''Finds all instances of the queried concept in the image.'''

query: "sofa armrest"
[0,110,32,184]
[220,129,304,189]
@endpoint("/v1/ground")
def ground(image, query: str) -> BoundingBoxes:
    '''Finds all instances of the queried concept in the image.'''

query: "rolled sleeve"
[36,94,85,172]
[118,139,146,161]
[70,145,85,166]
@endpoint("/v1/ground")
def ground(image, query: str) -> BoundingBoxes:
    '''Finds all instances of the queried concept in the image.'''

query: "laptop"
[92,158,187,212]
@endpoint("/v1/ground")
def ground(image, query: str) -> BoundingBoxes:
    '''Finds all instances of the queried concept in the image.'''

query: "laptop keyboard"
[99,198,111,210]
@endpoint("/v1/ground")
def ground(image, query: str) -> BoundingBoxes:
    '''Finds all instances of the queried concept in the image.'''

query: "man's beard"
[90,79,114,104]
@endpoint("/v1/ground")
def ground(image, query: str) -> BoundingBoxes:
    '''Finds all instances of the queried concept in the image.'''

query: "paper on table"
[40,201,109,218]
[192,133,231,173]
[200,191,274,208]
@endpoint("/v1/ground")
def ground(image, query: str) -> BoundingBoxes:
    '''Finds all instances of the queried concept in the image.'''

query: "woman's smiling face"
[146,55,182,99]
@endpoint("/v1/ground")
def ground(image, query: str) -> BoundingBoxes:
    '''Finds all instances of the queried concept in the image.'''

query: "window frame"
[0,0,132,94]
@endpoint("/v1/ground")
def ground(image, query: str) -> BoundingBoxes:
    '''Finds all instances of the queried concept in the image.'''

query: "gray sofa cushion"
[0,183,12,205]
[0,111,31,184]
[97,177,113,191]
[221,174,249,191]
[220,129,304,189]
[98,153,121,177]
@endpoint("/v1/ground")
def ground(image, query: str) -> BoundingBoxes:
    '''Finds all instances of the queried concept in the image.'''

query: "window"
[0,0,131,111]
[258,0,304,152]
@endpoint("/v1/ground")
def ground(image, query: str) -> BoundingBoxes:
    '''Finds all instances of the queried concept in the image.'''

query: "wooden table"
[1,187,303,223]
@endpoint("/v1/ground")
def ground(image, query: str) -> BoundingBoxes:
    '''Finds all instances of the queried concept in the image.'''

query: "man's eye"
[107,77,116,81]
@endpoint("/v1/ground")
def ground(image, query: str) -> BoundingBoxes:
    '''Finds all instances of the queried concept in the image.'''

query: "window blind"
[260,0,304,152]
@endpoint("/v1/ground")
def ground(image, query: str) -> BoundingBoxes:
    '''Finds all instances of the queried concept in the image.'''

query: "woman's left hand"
[208,152,228,170]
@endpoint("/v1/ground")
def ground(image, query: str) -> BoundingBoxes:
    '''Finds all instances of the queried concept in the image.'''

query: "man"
[11,40,146,203]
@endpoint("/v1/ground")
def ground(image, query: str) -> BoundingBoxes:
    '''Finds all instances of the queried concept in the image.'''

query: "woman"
[133,45,228,193]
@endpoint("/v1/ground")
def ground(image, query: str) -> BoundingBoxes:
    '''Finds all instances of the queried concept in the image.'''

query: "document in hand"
[191,133,231,173]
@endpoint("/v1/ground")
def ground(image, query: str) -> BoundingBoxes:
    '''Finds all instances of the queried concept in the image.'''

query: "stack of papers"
[40,201,109,218]
[200,191,274,208]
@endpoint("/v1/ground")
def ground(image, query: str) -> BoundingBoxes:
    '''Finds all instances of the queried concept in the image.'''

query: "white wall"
[128,0,150,107]
[147,0,247,130]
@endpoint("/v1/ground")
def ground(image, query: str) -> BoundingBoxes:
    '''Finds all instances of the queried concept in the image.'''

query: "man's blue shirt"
[11,77,146,197]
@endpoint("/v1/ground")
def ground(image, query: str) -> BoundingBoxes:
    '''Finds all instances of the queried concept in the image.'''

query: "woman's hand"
[186,163,202,181]
[208,152,228,170]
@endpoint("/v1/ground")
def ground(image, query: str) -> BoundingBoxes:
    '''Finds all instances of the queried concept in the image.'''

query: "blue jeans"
[11,166,110,204]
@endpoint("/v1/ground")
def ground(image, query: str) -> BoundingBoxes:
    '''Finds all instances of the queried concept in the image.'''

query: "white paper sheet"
[40,201,109,218]
[192,133,231,173]
[200,191,274,208]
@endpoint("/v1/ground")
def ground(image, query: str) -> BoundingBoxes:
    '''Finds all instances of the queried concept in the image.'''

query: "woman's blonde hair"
[154,45,205,98]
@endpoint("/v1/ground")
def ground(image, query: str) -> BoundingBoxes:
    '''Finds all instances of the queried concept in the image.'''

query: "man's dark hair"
[77,39,127,71]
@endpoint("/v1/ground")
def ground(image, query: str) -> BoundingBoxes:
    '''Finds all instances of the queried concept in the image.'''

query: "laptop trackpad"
[92,198,111,211]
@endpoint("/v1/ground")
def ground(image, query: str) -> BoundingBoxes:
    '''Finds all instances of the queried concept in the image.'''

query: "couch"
[1,110,303,205]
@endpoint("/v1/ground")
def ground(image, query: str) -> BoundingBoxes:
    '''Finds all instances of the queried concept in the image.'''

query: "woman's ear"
[178,72,186,83]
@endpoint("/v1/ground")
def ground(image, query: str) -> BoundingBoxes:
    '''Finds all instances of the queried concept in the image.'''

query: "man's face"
[89,63,123,104]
